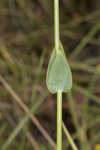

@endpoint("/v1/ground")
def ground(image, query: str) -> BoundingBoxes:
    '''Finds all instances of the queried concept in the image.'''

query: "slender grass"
[54,0,60,53]
[82,74,98,130]
[47,0,73,150]
[70,61,100,75]
[73,84,100,104]
[54,0,62,149]
[67,92,91,150]
[0,75,56,150]
[62,122,78,150]
[1,92,48,150]
[70,21,100,59]
[67,10,100,28]
[54,0,73,149]
[57,90,62,150]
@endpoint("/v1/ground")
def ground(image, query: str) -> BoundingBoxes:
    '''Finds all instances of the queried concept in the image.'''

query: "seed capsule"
[46,43,72,93]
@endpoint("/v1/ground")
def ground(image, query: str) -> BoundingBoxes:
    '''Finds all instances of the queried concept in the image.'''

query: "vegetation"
[0,0,100,150]
[46,0,72,149]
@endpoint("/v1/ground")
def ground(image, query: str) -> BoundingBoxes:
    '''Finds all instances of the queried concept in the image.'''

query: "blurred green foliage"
[0,0,100,150]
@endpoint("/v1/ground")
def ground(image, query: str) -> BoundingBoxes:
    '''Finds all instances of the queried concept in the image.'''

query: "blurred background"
[0,0,100,150]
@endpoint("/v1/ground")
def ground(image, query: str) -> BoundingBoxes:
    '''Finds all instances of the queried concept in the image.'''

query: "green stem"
[62,122,78,150]
[54,0,60,53]
[57,90,62,150]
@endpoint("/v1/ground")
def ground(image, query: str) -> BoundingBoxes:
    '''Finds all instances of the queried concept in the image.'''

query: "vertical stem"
[57,90,62,150]
[54,0,60,53]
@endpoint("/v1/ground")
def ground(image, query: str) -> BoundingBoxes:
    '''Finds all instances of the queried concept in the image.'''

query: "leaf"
[46,43,72,93]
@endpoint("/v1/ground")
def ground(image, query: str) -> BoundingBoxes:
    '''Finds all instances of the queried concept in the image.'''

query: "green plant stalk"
[62,122,78,150]
[57,90,62,150]
[54,0,62,148]
[54,0,60,53]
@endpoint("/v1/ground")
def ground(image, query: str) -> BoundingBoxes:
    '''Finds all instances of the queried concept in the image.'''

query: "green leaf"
[46,43,72,93]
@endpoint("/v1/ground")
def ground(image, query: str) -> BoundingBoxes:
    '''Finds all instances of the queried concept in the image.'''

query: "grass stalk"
[46,0,72,150]
[54,0,60,53]
[62,122,78,150]
[54,0,62,148]
[57,90,62,150]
